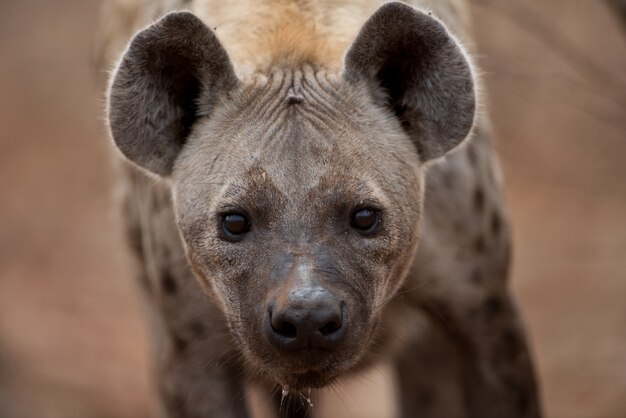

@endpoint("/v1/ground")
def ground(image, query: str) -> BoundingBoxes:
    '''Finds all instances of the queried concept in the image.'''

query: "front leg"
[145,265,250,418]
[157,326,249,418]
[421,292,541,418]
[393,291,540,418]
[466,295,541,418]
[393,307,468,418]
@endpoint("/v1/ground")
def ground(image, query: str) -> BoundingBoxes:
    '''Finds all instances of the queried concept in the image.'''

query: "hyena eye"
[350,207,380,234]
[221,213,250,238]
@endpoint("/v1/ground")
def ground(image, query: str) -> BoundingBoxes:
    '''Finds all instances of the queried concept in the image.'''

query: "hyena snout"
[265,286,348,352]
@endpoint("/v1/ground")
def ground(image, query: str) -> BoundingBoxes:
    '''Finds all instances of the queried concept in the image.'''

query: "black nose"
[265,294,348,352]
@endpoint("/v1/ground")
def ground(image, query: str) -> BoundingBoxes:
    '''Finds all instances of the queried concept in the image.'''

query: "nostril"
[271,317,298,338]
[265,300,348,351]
[269,308,299,339]
[318,319,341,336]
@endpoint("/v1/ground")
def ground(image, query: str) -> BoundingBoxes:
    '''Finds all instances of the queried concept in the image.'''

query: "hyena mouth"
[273,363,343,390]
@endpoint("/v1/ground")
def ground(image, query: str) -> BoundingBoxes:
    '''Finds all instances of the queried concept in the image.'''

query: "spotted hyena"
[99,0,541,417]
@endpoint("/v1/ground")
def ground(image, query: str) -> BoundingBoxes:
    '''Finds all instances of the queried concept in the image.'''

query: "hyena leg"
[393,311,467,418]
[156,318,250,418]
[421,291,542,418]
[394,292,540,418]
[146,270,249,418]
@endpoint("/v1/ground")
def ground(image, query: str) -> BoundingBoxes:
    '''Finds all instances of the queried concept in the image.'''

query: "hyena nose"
[265,295,348,352]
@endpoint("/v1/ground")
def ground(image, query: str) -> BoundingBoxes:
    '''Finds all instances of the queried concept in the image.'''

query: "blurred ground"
[0,1,624,417]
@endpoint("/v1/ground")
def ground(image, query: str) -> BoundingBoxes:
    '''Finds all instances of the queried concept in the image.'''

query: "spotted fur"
[99,1,541,417]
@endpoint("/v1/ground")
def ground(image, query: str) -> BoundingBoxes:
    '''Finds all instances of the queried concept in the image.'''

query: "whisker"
[371,277,435,314]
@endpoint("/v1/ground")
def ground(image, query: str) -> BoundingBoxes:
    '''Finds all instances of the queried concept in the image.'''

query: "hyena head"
[108,3,475,390]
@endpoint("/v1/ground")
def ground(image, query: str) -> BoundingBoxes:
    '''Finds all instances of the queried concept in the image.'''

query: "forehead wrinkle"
[218,68,376,201]
[236,71,290,120]
[233,67,353,132]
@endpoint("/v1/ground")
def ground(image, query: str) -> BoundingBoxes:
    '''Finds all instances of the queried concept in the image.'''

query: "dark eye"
[221,213,250,237]
[350,207,380,233]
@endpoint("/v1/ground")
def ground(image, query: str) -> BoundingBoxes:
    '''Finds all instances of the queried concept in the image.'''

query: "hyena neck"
[189,0,470,77]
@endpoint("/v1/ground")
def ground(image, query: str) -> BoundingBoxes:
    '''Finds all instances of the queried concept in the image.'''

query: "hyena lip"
[274,368,340,390]
[270,346,347,372]
[258,350,347,389]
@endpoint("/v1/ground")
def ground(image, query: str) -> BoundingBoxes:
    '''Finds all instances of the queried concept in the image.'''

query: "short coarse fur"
[99,1,542,417]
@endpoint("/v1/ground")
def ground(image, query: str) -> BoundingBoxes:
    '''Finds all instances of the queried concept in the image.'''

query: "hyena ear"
[108,12,238,176]
[344,2,475,162]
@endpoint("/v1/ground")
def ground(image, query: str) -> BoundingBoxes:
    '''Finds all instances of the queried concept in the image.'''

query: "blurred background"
[0,0,624,417]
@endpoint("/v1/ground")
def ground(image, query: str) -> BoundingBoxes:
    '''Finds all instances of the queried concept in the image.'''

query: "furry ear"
[108,12,238,176]
[344,2,475,161]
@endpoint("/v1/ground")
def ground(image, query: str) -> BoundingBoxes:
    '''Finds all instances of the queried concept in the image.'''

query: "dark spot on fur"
[172,334,188,353]
[423,301,452,325]
[474,235,487,254]
[502,375,535,417]
[165,393,186,415]
[473,187,485,213]
[469,295,505,320]
[470,268,483,285]
[189,321,205,338]
[497,328,523,365]
[126,224,144,259]
[467,145,478,167]
[517,388,531,416]
[483,296,504,318]
[501,241,512,280]
[161,271,178,294]
[491,211,503,236]
[453,221,465,235]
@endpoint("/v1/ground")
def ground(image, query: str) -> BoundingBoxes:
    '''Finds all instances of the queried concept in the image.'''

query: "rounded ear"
[344,2,476,162]
[108,12,238,176]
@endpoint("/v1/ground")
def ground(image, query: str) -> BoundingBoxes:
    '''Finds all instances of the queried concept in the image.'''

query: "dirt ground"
[0,1,624,417]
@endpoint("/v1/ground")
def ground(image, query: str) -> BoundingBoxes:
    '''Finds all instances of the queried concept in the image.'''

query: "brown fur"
[99,1,542,417]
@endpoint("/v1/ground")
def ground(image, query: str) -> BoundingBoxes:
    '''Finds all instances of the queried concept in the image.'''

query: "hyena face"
[108,3,475,390]
[173,68,425,389]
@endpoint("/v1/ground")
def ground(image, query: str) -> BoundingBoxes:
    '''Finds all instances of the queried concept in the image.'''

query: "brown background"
[0,1,624,417]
